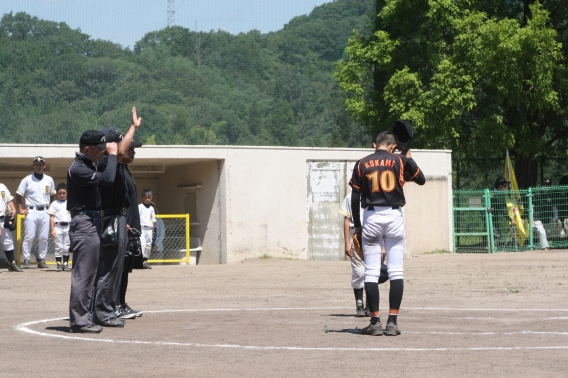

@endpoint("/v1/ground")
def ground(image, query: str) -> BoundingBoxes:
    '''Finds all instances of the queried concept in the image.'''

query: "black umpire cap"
[80,130,107,149]
[99,126,143,147]
[99,126,124,143]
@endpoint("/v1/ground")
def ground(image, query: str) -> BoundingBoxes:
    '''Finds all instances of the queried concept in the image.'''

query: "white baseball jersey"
[17,174,56,207]
[48,199,72,222]
[138,203,156,228]
[339,193,364,230]
[0,184,14,216]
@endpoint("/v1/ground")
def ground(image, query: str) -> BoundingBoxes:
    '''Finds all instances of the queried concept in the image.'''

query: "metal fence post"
[484,189,495,253]
[527,188,534,250]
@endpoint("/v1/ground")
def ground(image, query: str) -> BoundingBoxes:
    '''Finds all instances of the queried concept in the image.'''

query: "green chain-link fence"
[454,186,568,252]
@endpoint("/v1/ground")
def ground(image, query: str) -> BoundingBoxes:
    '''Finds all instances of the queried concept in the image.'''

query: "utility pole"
[194,21,201,68]
[167,0,175,27]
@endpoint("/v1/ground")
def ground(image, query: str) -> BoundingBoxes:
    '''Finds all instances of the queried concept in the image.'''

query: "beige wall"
[0,144,453,264]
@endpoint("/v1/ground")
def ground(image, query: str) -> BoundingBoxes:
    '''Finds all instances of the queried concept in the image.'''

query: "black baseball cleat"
[384,321,401,336]
[8,264,23,272]
[37,260,49,269]
[70,324,103,333]
[96,318,125,327]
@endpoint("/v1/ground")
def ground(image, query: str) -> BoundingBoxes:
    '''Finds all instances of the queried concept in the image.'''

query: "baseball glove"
[352,233,364,261]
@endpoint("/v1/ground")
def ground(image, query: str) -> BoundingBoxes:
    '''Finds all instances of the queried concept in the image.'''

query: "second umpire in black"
[67,130,117,333]
[93,107,142,327]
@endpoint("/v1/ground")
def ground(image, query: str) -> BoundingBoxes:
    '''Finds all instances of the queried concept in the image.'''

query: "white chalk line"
[15,307,568,352]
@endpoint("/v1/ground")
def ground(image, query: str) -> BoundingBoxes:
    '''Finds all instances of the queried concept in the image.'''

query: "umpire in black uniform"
[93,107,142,327]
[67,131,118,333]
[115,141,144,319]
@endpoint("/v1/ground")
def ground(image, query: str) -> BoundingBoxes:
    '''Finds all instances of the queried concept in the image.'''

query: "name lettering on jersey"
[1,191,4,198]
[364,159,395,170]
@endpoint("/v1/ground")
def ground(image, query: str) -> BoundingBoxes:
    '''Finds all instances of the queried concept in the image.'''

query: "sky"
[0,0,332,49]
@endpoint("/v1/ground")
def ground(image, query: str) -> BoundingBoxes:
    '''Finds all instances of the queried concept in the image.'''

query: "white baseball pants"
[362,206,404,283]
[22,210,50,260]
[54,225,70,258]
[1,222,14,251]
[141,226,153,258]
[532,220,549,249]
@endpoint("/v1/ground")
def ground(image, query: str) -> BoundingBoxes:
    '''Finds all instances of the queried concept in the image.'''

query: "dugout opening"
[0,154,226,266]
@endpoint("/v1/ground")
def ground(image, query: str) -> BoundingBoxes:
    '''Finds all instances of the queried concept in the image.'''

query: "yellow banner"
[504,150,527,246]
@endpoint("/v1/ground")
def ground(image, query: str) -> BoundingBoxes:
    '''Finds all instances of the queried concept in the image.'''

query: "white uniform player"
[138,189,156,269]
[48,183,72,271]
[339,193,366,313]
[16,156,56,269]
[0,183,22,272]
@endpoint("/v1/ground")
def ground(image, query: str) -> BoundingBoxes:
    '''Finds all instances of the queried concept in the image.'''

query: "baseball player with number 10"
[349,130,425,336]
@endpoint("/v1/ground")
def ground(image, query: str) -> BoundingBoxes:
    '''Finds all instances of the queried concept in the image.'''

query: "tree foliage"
[0,0,375,148]
[336,0,568,188]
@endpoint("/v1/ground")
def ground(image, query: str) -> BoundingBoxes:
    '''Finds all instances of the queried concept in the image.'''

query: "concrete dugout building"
[0,145,452,264]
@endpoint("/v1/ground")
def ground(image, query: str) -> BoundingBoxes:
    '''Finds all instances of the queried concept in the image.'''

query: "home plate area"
[19,307,568,351]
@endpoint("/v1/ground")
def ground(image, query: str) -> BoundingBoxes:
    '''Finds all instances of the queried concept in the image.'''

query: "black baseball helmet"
[392,120,414,152]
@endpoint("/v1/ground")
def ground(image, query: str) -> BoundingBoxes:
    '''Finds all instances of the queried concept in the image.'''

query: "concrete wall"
[0,144,452,264]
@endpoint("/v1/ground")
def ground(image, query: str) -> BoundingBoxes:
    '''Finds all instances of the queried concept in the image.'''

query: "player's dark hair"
[56,183,67,191]
[142,189,153,197]
[375,131,397,147]
[79,144,86,153]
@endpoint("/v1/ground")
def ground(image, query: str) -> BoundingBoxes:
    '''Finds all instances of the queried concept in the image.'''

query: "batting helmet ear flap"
[392,120,414,152]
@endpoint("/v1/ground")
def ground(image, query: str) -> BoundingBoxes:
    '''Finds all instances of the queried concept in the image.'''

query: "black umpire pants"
[93,215,127,322]
[69,213,101,328]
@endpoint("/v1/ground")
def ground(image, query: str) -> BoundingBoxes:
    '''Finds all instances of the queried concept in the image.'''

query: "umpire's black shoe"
[70,324,103,333]
[96,318,125,327]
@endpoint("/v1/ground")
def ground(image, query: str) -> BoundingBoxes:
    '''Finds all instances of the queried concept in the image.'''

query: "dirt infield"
[2,250,568,377]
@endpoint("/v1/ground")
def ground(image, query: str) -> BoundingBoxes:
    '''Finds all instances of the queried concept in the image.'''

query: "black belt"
[55,222,70,226]
[368,205,400,210]
[71,209,102,217]
[29,206,48,210]
[102,208,126,216]
[0,215,4,220]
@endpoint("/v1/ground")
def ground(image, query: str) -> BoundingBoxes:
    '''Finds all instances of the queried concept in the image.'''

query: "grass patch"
[423,249,451,255]
[259,254,272,259]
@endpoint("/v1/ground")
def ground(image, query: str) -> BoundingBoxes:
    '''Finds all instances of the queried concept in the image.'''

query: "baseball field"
[1,250,567,377]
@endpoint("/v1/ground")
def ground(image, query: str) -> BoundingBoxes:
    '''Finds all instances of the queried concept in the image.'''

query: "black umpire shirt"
[349,149,426,228]
[67,152,117,211]
[97,155,129,210]
[123,164,141,231]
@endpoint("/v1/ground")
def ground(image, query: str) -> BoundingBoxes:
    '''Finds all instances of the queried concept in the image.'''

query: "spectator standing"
[49,183,72,271]
[532,179,552,250]
[16,156,56,269]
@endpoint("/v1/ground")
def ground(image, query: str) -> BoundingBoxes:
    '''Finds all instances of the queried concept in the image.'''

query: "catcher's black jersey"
[349,149,425,207]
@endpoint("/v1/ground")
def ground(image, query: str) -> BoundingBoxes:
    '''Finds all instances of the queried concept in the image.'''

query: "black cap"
[392,120,414,151]
[33,156,45,163]
[99,126,124,143]
[80,130,107,149]
[494,177,511,188]
[542,178,552,186]
[130,140,143,148]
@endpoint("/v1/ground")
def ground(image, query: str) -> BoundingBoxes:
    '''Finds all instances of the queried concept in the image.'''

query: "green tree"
[336,0,568,188]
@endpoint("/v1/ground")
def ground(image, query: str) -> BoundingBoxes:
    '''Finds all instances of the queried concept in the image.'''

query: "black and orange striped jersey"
[349,149,425,208]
